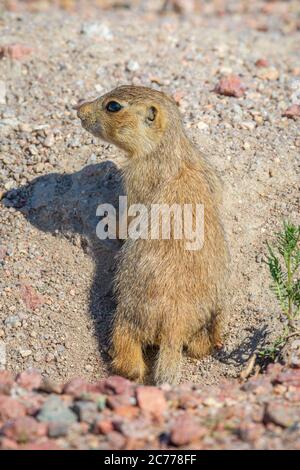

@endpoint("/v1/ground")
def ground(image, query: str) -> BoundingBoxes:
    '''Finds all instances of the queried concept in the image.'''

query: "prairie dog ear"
[145,105,158,124]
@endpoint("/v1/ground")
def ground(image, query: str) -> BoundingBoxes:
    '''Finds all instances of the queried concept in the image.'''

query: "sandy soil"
[0,1,299,386]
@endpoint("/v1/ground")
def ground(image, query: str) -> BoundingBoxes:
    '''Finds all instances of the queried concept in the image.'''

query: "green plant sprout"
[259,221,300,361]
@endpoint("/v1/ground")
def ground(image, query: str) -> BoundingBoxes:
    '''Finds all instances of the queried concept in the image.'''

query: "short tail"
[154,343,182,385]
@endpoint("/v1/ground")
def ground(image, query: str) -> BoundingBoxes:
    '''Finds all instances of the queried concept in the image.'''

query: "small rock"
[265,402,299,428]
[20,349,32,358]
[275,369,300,387]
[17,370,42,391]
[197,121,209,130]
[0,342,6,367]
[214,75,246,98]
[241,121,256,131]
[0,396,26,420]
[37,395,77,425]
[39,377,63,394]
[283,104,300,119]
[172,90,185,104]
[243,141,251,150]
[1,417,47,443]
[43,133,55,148]
[20,284,44,311]
[126,60,140,72]
[80,22,113,40]
[257,67,279,81]
[0,80,6,104]
[22,440,61,450]
[255,59,269,68]
[73,401,98,424]
[4,315,21,327]
[0,44,33,60]
[99,375,132,396]
[136,386,167,417]
[18,123,32,133]
[48,421,69,438]
[95,419,113,435]
[0,370,14,395]
[170,414,205,446]
[63,377,88,397]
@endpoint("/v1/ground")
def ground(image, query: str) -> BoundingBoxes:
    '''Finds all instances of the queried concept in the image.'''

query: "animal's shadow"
[2,160,124,370]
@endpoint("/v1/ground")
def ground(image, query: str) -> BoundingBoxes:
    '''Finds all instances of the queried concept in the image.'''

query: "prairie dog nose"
[74,99,93,119]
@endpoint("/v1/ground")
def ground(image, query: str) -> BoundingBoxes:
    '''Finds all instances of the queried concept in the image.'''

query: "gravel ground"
[0,0,300,396]
[1,364,300,450]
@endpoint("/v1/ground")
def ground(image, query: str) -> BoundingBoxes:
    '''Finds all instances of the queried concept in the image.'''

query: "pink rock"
[170,414,206,446]
[172,90,185,105]
[275,369,300,387]
[0,44,33,60]
[283,104,300,119]
[238,421,265,444]
[63,377,88,397]
[17,370,42,391]
[0,396,26,421]
[99,376,132,395]
[265,402,299,428]
[0,370,14,395]
[214,74,246,98]
[95,419,114,435]
[22,440,61,450]
[255,58,269,68]
[1,417,47,443]
[20,284,45,311]
[0,437,20,450]
[106,394,132,410]
[107,431,126,449]
[136,386,167,417]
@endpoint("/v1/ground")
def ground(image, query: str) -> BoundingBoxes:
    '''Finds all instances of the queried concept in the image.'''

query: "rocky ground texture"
[1,364,300,450]
[0,0,300,450]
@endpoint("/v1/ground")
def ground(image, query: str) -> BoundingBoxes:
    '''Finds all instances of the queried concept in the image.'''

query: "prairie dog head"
[76,85,182,156]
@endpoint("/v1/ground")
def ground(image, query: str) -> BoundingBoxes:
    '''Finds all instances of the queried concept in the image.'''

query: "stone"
[170,414,206,446]
[48,421,69,438]
[80,22,113,40]
[0,342,6,367]
[37,395,77,425]
[136,386,167,417]
[19,284,44,311]
[43,133,55,148]
[257,67,279,81]
[126,60,140,72]
[0,396,26,420]
[0,44,33,60]
[265,402,299,428]
[63,377,88,397]
[95,419,113,435]
[17,370,42,391]
[255,59,269,68]
[1,417,47,443]
[197,121,209,130]
[39,377,63,394]
[0,370,14,395]
[99,375,132,396]
[214,75,246,98]
[73,401,98,424]
[283,104,300,119]
[0,81,6,104]
[20,349,32,358]
[275,369,300,387]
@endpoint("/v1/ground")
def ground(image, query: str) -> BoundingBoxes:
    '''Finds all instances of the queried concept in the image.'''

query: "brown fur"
[76,85,229,384]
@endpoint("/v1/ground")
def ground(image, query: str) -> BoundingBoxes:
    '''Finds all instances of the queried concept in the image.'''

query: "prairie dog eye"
[106,101,123,112]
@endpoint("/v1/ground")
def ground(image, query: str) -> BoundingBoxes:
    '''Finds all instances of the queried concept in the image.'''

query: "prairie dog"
[76,85,228,384]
